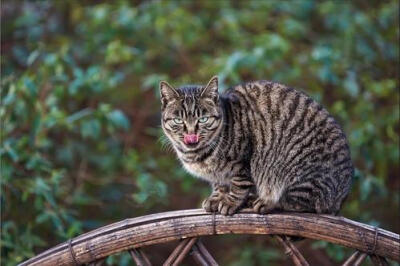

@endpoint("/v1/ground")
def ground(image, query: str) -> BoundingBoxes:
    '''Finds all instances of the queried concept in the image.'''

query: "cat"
[160,76,353,216]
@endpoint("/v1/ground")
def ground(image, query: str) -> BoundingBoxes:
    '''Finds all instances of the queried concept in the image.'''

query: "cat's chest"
[183,161,212,179]
[182,160,227,184]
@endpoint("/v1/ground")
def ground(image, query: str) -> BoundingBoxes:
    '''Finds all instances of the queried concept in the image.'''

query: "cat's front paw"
[218,194,242,216]
[253,198,275,214]
[202,194,223,213]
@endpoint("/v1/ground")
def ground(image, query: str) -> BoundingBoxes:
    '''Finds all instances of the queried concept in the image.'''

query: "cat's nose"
[183,134,199,145]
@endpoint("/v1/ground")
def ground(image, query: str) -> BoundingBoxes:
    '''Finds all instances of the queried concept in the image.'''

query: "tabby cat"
[160,76,353,216]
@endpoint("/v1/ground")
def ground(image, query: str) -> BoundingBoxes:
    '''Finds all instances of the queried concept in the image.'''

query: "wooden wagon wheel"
[19,209,400,266]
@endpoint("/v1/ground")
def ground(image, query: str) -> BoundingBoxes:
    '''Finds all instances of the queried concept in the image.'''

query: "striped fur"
[160,76,353,216]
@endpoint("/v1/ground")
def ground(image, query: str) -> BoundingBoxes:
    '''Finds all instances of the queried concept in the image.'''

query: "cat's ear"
[201,76,219,101]
[160,81,179,106]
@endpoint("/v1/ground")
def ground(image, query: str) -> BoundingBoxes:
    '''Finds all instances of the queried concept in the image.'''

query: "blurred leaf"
[107,110,130,130]
[80,119,101,139]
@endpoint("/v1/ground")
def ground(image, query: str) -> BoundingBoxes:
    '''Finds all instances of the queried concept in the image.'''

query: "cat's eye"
[173,118,183,124]
[198,117,209,123]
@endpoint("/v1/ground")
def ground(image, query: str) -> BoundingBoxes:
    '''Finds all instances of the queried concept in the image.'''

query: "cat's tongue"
[184,134,199,145]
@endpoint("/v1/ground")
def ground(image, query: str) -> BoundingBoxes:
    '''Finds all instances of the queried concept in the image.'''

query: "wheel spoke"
[191,244,209,266]
[195,240,218,266]
[353,253,368,266]
[369,254,389,266]
[163,238,197,266]
[342,250,363,266]
[129,248,152,266]
[274,235,309,266]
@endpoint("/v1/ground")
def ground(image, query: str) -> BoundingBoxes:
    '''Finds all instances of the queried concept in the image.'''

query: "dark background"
[1,1,399,265]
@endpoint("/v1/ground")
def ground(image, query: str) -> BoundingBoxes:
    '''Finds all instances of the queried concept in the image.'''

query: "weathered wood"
[129,249,145,266]
[191,244,209,266]
[196,240,218,266]
[129,248,152,266]
[369,254,389,266]
[342,250,362,266]
[163,238,192,266]
[19,209,400,265]
[172,237,197,266]
[354,252,368,266]
[139,249,152,266]
[274,235,309,266]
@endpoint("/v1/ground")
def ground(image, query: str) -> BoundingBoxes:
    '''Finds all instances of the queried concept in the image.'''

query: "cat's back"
[225,80,336,130]
[224,80,350,161]
[225,80,327,119]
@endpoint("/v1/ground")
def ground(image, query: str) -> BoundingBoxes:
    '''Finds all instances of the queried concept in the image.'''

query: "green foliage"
[230,245,281,266]
[312,241,349,262]
[1,1,398,265]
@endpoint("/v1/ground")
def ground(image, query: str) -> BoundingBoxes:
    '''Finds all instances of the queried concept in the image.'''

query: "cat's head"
[159,76,223,155]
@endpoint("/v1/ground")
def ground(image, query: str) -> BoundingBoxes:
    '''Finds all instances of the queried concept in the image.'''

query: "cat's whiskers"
[158,135,175,154]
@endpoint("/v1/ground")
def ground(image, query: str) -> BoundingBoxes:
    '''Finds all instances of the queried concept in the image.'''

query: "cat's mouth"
[183,134,200,148]
[184,142,200,149]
